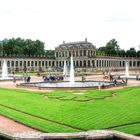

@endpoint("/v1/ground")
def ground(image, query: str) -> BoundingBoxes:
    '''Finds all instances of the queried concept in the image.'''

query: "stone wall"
[0,130,139,140]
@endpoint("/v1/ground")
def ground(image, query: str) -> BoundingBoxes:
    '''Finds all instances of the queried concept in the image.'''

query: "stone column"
[90,60,92,67]
[86,50,88,57]
[90,50,92,56]
[102,60,103,67]
[98,60,100,67]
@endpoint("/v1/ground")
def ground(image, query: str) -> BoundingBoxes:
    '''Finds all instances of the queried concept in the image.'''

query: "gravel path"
[0,115,37,133]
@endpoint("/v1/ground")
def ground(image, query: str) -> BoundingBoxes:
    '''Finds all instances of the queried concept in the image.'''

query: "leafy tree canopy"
[45,50,55,58]
[0,38,46,57]
[97,39,138,57]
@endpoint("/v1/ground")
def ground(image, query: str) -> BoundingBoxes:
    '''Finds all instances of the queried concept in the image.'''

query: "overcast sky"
[0,0,140,50]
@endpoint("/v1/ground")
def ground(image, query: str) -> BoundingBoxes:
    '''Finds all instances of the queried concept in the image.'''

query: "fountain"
[113,61,137,79]
[2,60,8,79]
[63,60,67,76]
[69,56,74,83]
[18,56,115,89]
[0,60,21,81]
[125,61,129,77]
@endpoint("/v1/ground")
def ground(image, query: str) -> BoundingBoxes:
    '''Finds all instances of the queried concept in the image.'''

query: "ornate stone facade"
[0,39,140,73]
[55,39,140,72]
[55,39,96,72]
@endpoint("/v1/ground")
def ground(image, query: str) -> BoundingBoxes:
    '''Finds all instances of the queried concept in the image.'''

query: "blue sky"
[0,0,140,50]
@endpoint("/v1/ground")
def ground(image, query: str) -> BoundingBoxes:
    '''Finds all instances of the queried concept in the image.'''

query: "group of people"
[42,75,64,82]
[24,76,31,83]
[136,75,140,80]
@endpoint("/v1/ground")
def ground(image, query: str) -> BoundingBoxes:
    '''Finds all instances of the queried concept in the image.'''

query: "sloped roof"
[59,41,92,47]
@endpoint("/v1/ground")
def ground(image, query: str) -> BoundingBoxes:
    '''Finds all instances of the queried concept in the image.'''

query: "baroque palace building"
[0,39,140,73]
[55,39,140,73]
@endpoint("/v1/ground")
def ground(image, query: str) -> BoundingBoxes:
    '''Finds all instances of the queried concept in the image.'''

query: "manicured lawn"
[0,87,139,134]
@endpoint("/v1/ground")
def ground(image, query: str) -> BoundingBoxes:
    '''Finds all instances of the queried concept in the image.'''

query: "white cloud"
[0,0,140,50]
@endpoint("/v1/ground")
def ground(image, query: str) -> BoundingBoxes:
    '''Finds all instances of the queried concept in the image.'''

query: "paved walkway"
[0,115,37,133]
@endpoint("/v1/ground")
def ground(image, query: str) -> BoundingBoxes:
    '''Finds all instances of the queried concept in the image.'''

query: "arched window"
[31,61,34,66]
[45,61,48,66]
[35,61,37,66]
[28,61,30,67]
[80,61,82,67]
[88,60,90,67]
[52,61,54,67]
[133,61,136,67]
[92,60,95,67]
[76,61,78,67]
[42,61,44,66]
[20,61,22,67]
[7,61,10,67]
[39,61,41,66]
[24,61,26,67]
[16,61,18,67]
[11,61,14,67]
[84,50,86,56]
[84,60,86,67]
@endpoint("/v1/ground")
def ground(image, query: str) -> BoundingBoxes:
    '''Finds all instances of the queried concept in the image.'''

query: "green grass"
[111,124,140,135]
[0,106,78,132]
[0,87,139,134]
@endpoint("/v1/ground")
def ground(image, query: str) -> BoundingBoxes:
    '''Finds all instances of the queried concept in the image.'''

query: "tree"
[0,42,3,56]
[126,48,137,57]
[137,50,140,57]
[105,39,120,55]
[46,50,55,58]
[98,46,106,53]
[118,49,125,57]
[97,39,120,56]
[0,38,46,57]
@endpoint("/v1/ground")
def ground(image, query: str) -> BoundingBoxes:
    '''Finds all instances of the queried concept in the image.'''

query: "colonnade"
[0,57,140,72]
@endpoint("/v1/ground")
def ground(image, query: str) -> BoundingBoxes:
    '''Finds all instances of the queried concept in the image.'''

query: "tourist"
[13,73,16,83]
[122,78,125,83]
[136,75,138,80]
[24,76,27,83]
[118,75,120,79]
[109,74,113,81]
[101,84,105,89]
[82,76,85,81]
[136,75,140,80]
[98,81,101,90]
[126,77,128,84]
[27,76,31,83]
[114,79,117,86]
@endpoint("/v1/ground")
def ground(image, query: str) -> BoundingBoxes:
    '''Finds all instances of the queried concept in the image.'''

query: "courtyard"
[0,72,140,140]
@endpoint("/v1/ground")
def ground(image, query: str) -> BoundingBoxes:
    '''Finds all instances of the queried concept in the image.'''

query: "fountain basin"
[17,81,125,90]
[113,74,138,79]
[0,76,22,81]
[36,81,113,88]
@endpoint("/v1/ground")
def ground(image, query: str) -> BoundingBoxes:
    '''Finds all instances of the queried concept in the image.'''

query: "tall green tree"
[0,38,46,56]
[118,49,126,57]
[98,39,120,56]
[0,42,3,56]
[126,48,137,57]
[105,39,120,55]
[137,50,140,57]
[46,50,55,58]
